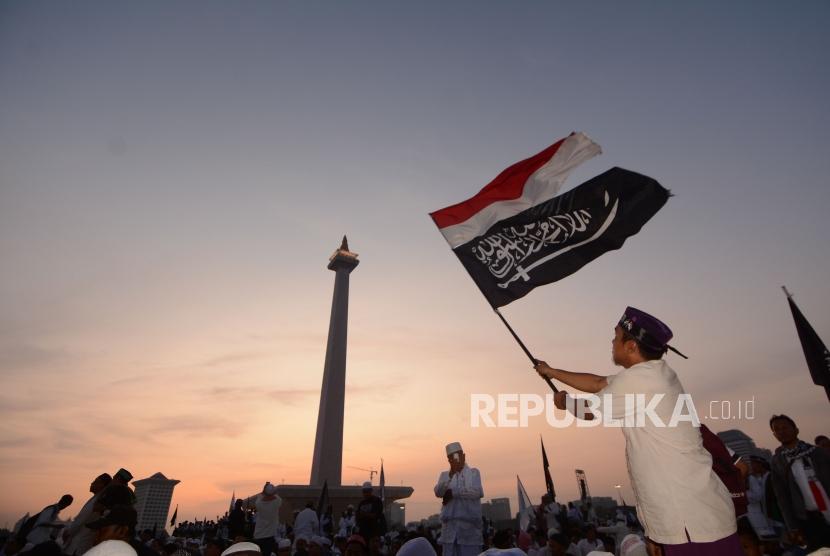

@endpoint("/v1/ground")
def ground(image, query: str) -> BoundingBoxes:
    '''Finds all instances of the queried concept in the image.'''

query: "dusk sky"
[1,0,829,527]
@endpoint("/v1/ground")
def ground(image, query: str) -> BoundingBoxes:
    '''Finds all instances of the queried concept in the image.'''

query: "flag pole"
[494,308,559,393]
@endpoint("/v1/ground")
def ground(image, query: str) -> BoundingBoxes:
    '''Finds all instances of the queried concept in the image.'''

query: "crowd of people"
[2,307,829,556]
[531,307,830,555]
[0,417,829,556]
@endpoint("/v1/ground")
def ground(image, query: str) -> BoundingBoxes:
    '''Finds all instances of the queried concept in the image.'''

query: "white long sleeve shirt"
[434,465,483,546]
[596,359,737,544]
[26,504,61,546]
[293,508,319,540]
[65,493,102,556]
[746,473,777,538]
[254,495,282,540]
[338,514,355,537]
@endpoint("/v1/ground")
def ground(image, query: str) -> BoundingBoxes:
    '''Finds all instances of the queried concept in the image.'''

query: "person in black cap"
[355,483,385,543]
[535,307,741,556]
[95,469,136,513]
[84,506,138,556]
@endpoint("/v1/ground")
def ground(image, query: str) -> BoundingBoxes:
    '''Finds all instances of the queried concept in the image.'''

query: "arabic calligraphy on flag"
[431,134,669,308]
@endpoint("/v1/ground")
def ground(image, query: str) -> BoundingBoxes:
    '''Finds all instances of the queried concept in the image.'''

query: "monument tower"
[275,237,411,521]
[310,236,359,486]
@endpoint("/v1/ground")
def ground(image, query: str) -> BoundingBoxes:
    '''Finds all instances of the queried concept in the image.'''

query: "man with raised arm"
[534,307,740,555]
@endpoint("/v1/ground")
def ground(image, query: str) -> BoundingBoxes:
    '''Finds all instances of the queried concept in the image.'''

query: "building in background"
[481,498,513,528]
[489,498,511,522]
[389,502,406,527]
[133,472,180,532]
[717,429,773,461]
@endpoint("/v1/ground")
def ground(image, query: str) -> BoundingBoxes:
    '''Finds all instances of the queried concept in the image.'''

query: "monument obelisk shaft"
[310,236,359,487]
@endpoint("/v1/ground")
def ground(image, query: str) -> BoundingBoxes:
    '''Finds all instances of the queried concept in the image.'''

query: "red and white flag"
[430,132,601,248]
[429,132,668,309]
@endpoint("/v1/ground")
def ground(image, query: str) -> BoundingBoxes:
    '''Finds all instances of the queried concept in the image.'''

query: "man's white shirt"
[434,465,484,546]
[595,359,736,544]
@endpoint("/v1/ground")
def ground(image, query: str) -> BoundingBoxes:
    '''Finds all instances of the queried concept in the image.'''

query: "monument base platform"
[274,484,413,525]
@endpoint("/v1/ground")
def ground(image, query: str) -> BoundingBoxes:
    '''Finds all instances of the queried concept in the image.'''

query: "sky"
[1,0,829,528]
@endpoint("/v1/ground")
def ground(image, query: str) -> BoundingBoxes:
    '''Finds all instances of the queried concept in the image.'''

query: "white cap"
[310,537,327,547]
[397,538,436,556]
[88,540,141,556]
[586,552,614,556]
[221,542,262,556]
[619,535,647,556]
[478,549,525,556]
[277,540,291,550]
[362,481,372,490]
[445,442,462,456]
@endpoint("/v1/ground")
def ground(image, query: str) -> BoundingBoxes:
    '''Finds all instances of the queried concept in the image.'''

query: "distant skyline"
[1,0,829,527]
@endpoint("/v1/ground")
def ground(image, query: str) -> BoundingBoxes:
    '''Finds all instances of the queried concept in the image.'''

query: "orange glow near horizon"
[2,0,830,532]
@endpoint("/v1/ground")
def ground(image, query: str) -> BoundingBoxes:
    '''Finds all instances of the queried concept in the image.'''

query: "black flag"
[575,469,589,501]
[317,479,329,517]
[785,288,830,401]
[451,167,668,308]
[541,437,556,500]
[169,505,178,528]
[379,461,386,505]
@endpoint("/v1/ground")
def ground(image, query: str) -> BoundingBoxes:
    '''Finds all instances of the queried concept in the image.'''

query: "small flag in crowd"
[575,469,590,501]
[784,287,830,402]
[430,133,669,308]
[541,437,556,500]
[379,460,386,504]
[169,505,178,528]
[317,480,329,516]
[516,475,535,531]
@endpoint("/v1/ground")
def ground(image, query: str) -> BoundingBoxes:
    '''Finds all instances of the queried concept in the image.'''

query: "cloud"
[200,387,318,406]
[0,394,48,413]
[0,342,71,372]
[214,478,270,493]
[0,453,43,472]
[106,372,168,387]
[200,378,408,407]
[265,389,320,405]
[199,352,267,368]
[147,414,246,438]
[51,427,98,452]
[0,435,34,449]
[245,331,326,347]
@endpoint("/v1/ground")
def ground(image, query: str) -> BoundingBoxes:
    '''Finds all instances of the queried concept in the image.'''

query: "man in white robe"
[338,506,356,538]
[26,495,73,547]
[293,503,319,541]
[64,473,111,556]
[254,483,282,556]
[433,442,483,556]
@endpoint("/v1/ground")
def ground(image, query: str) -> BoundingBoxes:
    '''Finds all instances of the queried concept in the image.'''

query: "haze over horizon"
[1,0,829,527]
